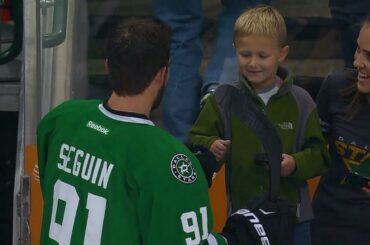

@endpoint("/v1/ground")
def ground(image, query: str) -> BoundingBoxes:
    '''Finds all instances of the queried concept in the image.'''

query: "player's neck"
[107,92,152,117]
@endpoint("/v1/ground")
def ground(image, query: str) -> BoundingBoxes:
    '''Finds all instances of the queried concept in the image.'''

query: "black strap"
[214,85,282,201]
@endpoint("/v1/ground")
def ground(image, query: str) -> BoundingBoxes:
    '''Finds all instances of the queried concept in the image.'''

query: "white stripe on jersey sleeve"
[207,233,228,245]
[207,234,219,245]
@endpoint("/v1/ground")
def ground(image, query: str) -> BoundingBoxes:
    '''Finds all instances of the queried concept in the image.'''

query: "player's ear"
[163,60,170,83]
[278,45,289,62]
[162,64,169,82]
[155,64,169,86]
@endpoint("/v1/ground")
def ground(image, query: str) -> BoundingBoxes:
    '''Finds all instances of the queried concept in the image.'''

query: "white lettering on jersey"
[98,161,114,189]
[49,180,106,244]
[58,143,72,173]
[181,207,209,245]
[234,209,270,244]
[72,149,84,175]
[57,143,114,189]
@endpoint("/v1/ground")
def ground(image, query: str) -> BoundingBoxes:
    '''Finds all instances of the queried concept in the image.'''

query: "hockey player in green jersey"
[37,16,281,245]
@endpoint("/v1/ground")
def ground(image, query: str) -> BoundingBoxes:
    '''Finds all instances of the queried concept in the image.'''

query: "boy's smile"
[234,34,289,91]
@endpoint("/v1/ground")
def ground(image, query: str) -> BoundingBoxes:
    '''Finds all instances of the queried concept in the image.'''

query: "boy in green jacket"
[188,5,329,245]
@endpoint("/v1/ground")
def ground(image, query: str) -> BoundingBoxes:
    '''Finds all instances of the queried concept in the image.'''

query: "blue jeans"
[294,221,311,245]
[153,0,271,142]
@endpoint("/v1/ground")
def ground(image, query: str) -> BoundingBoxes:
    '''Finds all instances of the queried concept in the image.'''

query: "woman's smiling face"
[353,23,370,99]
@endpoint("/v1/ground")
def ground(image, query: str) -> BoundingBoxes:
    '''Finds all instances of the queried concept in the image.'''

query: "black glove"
[188,145,221,187]
[221,197,296,245]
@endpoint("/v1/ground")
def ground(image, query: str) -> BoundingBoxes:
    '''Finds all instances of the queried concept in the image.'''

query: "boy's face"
[354,24,370,96]
[234,34,289,90]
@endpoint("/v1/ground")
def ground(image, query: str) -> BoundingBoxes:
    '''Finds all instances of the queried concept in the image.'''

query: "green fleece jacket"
[188,68,329,222]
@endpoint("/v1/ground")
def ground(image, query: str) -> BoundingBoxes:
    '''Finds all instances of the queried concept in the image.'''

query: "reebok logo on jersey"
[170,154,197,184]
[87,121,110,135]
[278,122,293,130]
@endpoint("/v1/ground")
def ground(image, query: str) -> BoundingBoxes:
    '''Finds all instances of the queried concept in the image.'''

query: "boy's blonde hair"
[234,5,287,47]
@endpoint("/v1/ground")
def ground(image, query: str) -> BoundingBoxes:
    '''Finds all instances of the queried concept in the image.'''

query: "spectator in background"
[311,15,370,245]
[329,0,370,68]
[152,0,271,142]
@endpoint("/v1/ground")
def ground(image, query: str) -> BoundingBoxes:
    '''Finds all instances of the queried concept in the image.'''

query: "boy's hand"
[281,154,296,176]
[210,139,231,161]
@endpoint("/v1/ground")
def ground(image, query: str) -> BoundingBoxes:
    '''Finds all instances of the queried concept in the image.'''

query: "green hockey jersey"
[37,100,226,245]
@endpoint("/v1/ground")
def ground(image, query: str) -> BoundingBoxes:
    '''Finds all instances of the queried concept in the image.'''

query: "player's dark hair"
[105,17,172,96]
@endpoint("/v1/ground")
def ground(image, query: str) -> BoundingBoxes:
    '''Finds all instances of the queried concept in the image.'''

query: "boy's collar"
[239,66,292,92]
[256,77,282,94]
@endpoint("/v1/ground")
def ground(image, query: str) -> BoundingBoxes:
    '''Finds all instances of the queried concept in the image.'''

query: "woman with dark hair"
[311,16,370,245]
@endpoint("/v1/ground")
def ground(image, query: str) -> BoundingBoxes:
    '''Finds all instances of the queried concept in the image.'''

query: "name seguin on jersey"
[58,143,114,189]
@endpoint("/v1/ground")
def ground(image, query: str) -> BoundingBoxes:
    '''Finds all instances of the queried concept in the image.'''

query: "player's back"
[37,100,213,245]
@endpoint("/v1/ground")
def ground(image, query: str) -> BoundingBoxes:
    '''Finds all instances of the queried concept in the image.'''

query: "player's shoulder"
[143,126,191,152]
[37,99,101,132]
[136,127,196,166]
[42,99,100,120]
[54,99,100,112]
[160,151,203,187]
[131,127,205,185]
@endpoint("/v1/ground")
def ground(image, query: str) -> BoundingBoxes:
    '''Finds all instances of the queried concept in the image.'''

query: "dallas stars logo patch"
[170,154,197,184]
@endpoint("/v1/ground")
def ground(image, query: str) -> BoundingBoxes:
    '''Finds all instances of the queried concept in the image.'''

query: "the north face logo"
[278,122,293,130]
